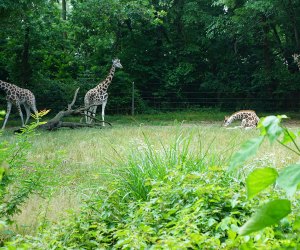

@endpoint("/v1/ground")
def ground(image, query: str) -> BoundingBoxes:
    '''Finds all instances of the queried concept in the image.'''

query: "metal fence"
[0,89,299,116]
[108,89,300,114]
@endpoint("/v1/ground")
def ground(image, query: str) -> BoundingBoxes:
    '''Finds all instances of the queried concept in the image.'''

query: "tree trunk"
[287,0,299,49]
[62,0,67,39]
[62,0,67,20]
[260,15,277,95]
[261,16,272,72]
[20,26,31,85]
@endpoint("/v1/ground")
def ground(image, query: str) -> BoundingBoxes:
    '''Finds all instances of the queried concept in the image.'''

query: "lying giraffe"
[84,59,123,126]
[0,80,38,129]
[223,110,259,129]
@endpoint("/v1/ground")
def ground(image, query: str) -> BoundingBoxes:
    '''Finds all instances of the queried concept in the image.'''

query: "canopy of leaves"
[0,0,299,113]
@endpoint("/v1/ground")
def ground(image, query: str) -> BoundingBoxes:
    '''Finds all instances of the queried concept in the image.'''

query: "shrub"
[0,111,48,244]
[228,115,300,241]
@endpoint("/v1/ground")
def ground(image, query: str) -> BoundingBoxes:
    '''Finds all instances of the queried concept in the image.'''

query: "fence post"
[131,81,135,116]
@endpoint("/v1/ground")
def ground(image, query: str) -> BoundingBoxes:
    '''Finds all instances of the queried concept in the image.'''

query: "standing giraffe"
[84,58,123,125]
[0,80,38,129]
[223,110,259,129]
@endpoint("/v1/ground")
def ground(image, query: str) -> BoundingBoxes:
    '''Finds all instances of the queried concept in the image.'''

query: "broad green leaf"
[0,167,4,181]
[246,167,278,199]
[293,216,300,231]
[228,136,264,173]
[258,115,287,143]
[0,110,4,121]
[239,199,291,236]
[281,129,296,145]
[277,164,300,197]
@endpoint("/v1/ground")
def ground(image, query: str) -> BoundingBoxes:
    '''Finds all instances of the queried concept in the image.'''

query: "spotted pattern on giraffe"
[223,110,259,129]
[0,80,38,129]
[84,58,123,125]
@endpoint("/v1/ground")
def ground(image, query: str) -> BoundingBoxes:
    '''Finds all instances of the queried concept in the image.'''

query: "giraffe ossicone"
[84,58,123,126]
[0,80,38,129]
[223,110,259,129]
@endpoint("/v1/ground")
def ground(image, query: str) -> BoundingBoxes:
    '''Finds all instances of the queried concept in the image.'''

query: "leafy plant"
[228,115,300,235]
[3,124,300,249]
[0,111,49,244]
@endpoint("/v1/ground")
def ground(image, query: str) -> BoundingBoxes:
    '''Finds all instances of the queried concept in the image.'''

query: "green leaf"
[0,167,4,181]
[239,199,291,236]
[228,136,264,173]
[293,216,300,231]
[277,164,300,197]
[246,167,278,199]
[258,115,287,143]
[281,129,296,145]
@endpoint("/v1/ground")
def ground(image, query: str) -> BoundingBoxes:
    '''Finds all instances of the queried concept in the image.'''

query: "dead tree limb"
[39,88,112,130]
[68,87,80,110]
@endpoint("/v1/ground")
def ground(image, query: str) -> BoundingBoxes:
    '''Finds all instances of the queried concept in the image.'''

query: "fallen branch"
[39,88,112,130]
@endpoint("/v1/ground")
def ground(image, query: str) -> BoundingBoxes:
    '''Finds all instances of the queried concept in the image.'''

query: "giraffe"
[292,54,300,70]
[0,80,38,129]
[84,58,123,126]
[223,110,259,129]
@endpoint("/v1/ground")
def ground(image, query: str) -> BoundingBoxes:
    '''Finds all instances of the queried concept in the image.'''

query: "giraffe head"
[223,116,230,127]
[112,58,123,69]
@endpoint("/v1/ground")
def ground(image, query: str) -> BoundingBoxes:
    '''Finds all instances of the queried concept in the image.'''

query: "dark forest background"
[0,0,300,114]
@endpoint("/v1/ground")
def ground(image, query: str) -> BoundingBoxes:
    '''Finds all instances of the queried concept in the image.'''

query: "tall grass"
[1,112,298,236]
[108,128,234,202]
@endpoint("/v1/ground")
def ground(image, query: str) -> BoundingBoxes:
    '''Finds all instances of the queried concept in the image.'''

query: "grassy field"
[1,110,300,236]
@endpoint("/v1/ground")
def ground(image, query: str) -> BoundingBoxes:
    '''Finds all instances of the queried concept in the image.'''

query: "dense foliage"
[0,0,300,115]
[228,115,300,237]
[1,116,300,249]
[0,113,48,243]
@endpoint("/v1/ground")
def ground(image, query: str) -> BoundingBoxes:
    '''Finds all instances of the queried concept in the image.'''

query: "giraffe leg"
[85,107,91,124]
[2,101,12,129]
[91,106,97,124]
[85,110,89,124]
[101,99,107,126]
[16,103,25,127]
[84,107,91,124]
[24,104,31,125]
[85,107,96,124]
[241,119,247,128]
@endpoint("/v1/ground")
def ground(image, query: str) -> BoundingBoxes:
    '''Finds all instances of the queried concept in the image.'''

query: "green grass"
[1,111,300,236]
[3,109,300,128]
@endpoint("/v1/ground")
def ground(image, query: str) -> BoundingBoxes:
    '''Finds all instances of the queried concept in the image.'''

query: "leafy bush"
[229,115,300,239]
[0,111,49,244]
[5,166,300,249]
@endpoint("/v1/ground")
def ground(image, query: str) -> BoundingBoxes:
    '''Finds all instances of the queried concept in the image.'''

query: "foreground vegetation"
[0,112,300,248]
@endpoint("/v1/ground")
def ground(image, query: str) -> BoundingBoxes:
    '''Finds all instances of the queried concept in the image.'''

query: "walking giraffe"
[223,110,259,129]
[0,80,38,129]
[84,59,123,125]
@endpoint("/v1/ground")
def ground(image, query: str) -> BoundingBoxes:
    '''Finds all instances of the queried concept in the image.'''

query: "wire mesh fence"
[106,91,300,114]
[0,89,299,116]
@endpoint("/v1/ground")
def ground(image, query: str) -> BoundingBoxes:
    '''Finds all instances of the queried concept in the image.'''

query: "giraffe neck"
[96,65,116,93]
[228,110,255,124]
[227,115,237,125]
[227,112,245,125]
